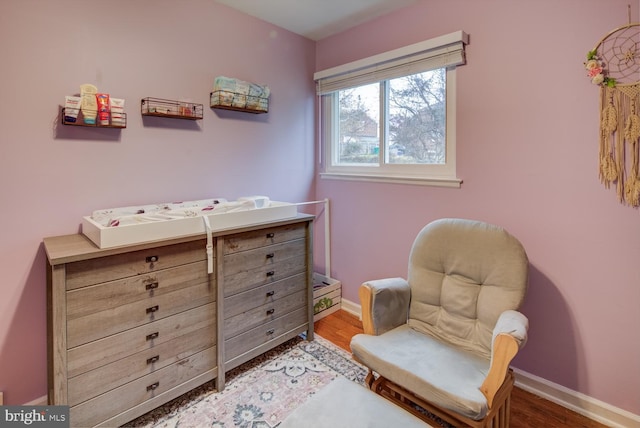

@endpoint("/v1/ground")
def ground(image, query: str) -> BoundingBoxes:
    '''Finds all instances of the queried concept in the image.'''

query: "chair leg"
[364,370,376,389]
[370,373,386,394]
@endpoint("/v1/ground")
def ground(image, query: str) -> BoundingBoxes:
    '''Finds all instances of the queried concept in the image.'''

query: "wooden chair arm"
[359,283,376,335]
[479,333,519,408]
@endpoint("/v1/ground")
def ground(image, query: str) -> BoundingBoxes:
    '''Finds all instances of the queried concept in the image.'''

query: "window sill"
[319,172,462,188]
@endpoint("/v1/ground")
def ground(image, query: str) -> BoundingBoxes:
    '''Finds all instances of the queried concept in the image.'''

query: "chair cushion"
[350,324,491,420]
[407,218,529,359]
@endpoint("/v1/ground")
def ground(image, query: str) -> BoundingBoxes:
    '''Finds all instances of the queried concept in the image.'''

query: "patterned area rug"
[124,335,368,428]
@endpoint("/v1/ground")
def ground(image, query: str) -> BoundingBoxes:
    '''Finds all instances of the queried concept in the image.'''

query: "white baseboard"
[339,297,361,319]
[340,297,640,428]
[513,368,640,428]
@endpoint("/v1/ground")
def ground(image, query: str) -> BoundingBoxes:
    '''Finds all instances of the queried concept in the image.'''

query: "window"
[315,31,468,187]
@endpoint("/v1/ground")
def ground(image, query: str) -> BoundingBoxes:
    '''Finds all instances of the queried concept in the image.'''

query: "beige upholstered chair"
[350,218,529,428]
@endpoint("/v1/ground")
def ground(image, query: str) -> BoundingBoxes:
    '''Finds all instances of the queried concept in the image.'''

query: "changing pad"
[82,196,297,249]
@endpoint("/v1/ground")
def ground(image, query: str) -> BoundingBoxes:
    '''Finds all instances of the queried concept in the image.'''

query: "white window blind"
[315,30,468,95]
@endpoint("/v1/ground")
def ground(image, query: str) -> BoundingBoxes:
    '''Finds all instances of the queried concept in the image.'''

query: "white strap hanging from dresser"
[202,215,214,274]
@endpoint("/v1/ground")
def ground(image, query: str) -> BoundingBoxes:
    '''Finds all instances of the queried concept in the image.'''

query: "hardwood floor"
[314,310,608,428]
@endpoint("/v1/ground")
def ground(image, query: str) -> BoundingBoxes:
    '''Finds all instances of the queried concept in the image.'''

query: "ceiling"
[214,0,419,41]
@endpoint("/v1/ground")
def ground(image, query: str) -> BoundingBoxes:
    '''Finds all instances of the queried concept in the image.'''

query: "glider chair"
[350,218,529,428]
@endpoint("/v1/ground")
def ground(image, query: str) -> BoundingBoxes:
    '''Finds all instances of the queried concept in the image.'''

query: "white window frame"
[315,31,468,188]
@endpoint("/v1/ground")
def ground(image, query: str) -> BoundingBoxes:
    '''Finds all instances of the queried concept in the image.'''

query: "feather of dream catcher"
[585,8,640,207]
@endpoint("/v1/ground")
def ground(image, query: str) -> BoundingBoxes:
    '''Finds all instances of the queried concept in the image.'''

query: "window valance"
[314,30,469,95]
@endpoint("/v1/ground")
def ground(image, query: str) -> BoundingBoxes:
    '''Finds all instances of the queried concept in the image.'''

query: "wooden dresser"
[44,215,314,427]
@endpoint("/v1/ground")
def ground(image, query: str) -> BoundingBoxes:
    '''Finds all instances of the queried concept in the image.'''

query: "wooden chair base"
[364,369,515,428]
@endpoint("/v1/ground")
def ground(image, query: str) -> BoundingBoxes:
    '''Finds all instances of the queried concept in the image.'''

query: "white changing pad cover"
[82,196,297,248]
[90,198,229,228]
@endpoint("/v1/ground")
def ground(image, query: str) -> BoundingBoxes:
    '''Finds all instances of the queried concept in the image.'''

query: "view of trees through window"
[337,69,446,166]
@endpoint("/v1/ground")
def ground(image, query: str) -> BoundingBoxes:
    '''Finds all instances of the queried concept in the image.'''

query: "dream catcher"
[585,13,640,207]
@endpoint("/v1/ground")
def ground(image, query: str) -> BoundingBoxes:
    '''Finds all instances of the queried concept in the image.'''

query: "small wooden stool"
[279,377,430,427]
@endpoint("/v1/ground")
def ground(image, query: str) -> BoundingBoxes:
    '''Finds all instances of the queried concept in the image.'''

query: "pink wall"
[0,0,316,405]
[316,0,640,416]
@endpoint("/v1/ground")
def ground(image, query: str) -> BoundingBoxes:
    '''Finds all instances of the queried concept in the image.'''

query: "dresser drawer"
[67,261,210,320]
[223,254,306,297]
[224,273,306,318]
[224,289,306,338]
[66,239,208,290]
[67,278,214,348]
[68,324,216,406]
[223,238,305,278]
[224,223,306,255]
[68,303,216,378]
[71,347,215,428]
[224,307,308,362]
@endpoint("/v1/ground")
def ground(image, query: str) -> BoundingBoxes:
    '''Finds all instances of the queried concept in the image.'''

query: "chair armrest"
[480,310,529,408]
[492,309,529,348]
[359,278,410,336]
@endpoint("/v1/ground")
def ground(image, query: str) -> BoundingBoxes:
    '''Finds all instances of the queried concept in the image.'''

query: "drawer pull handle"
[145,282,159,290]
[146,382,159,391]
[147,355,160,364]
[266,290,275,297]
[266,271,275,277]
[266,308,275,315]
[146,305,159,314]
[266,253,275,259]
[146,332,159,341]
[266,232,275,238]
[266,328,275,335]
[146,255,159,263]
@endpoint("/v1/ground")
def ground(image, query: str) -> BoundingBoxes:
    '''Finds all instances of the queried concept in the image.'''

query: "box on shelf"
[313,272,341,322]
[210,76,270,114]
[210,90,269,113]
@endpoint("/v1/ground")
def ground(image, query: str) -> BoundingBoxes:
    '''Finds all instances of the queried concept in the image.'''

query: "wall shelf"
[61,107,127,128]
[210,91,268,114]
[141,97,203,120]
